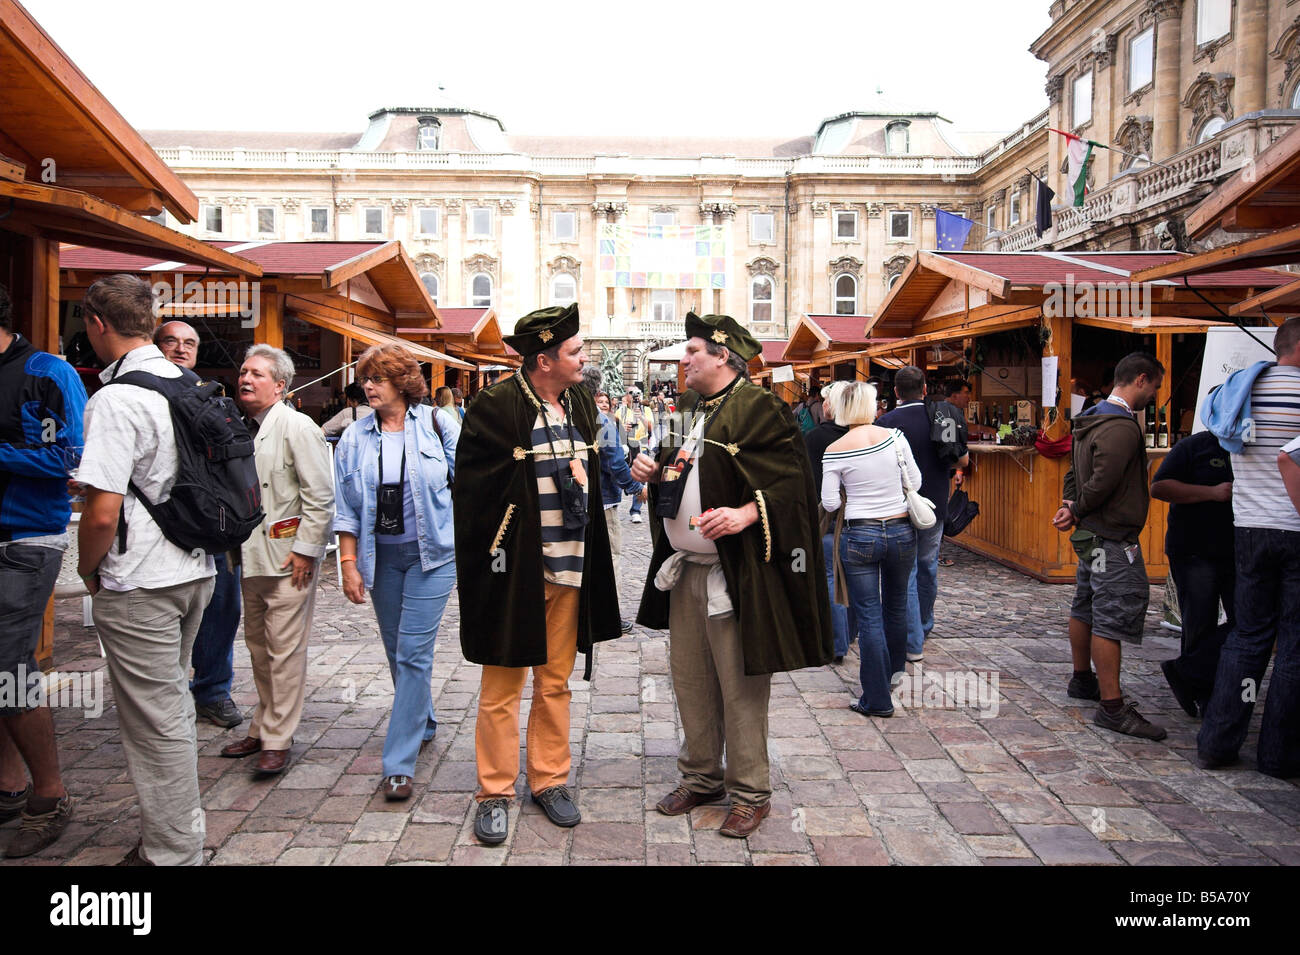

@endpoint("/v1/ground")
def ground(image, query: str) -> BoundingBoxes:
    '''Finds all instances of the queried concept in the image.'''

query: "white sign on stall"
[772,364,795,384]
[1192,326,1278,434]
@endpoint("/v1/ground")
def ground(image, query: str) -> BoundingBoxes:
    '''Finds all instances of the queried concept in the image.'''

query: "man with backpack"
[220,345,333,776]
[76,275,219,865]
[877,366,969,662]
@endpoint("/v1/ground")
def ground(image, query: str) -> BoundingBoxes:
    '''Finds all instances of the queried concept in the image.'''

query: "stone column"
[592,202,609,335]
[865,203,883,313]
[1235,0,1268,114]
[811,201,830,313]
[1092,35,1118,180]
[715,202,736,320]
[1151,0,1185,161]
[612,202,631,336]
[1046,75,1065,201]
[444,198,462,305]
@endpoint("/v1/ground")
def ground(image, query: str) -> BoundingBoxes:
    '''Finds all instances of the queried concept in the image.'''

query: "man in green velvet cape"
[631,312,832,838]
[453,303,621,845]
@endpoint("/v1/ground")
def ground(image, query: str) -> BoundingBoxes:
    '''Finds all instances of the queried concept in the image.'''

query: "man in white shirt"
[77,275,216,866]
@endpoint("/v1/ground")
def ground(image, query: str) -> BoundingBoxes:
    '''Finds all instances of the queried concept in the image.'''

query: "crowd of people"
[0,271,1297,865]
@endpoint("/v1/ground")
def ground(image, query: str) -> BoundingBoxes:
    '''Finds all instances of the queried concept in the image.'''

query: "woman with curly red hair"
[333,345,459,801]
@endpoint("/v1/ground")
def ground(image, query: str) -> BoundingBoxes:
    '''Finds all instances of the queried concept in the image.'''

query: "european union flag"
[936,208,974,251]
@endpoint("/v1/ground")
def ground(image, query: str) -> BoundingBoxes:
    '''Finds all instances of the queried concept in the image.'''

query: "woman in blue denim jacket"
[334,345,459,801]
[821,382,921,718]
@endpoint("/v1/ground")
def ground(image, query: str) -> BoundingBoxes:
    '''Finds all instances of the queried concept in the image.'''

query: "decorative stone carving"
[991,188,1007,205]
[747,256,779,277]
[333,197,353,213]
[1145,0,1183,25]
[548,255,581,280]
[810,202,829,217]
[882,254,910,286]
[390,197,409,212]
[444,198,462,213]
[222,196,248,213]
[415,252,444,272]
[279,197,300,212]
[1045,74,1065,105]
[609,202,628,218]
[787,202,798,219]
[653,205,677,214]
[1183,72,1235,145]
[1272,16,1300,104]
[698,202,715,220]
[921,204,937,219]
[497,198,516,213]
[969,200,984,216]
[827,255,863,277]
[1083,29,1120,69]
[591,201,610,218]
[1152,217,1188,251]
[715,202,737,219]
[463,253,499,282]
[1114,115,1154,161]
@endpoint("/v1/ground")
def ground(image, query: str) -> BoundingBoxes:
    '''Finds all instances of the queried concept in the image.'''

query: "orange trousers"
[475,582,579,800]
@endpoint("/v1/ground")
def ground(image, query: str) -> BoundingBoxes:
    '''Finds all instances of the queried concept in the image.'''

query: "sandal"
[938,557,955,567]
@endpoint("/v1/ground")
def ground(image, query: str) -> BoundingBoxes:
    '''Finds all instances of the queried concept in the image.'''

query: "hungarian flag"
[1066,137,1093,207]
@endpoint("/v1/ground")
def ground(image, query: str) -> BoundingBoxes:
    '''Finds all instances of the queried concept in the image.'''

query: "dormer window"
[417,117,441,151]
[886,120,910,155]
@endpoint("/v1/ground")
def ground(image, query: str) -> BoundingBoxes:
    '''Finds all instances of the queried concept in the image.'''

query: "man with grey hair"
[154,319,243,729]
[220,344,333,775]
[75,274,216,864]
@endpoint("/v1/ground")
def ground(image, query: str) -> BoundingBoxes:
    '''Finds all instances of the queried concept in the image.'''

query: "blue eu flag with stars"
[936,209,974,251]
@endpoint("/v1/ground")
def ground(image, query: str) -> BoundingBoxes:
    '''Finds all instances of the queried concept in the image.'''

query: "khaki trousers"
[669,561,772,805]
[241,569,318,749]
[93,576,215,866]
[475,582,579,799]
[606,505,623,582]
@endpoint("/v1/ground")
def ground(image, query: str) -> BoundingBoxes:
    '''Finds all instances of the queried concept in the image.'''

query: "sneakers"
[195,697,243,728]
[1093,701,1167,741]
[0,784,30,824]
[5,793,75,858]
[382,775,413,801]
[532,785,581,827]
[474,798,510,845]
[906,652,924,663]
[630,513,643,524]
[620,618,635,634]
[1067,670,1102,701]
[1160,659,1200,719]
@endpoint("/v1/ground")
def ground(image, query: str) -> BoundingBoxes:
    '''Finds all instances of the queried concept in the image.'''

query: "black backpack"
[925,398,968,469]
[106,368,264,555]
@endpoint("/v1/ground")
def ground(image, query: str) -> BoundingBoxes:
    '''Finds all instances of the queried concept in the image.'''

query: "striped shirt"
[532,409,586,587]
[821,429,922,521]
[1233,365,1300,531]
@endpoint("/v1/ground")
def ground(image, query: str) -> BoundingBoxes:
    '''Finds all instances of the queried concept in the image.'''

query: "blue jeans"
[822,532,855,658]
[905,522,944,656]
[840,519,916,712]
[372,542,455,777]
[190,552,241,706]
[1198,527,1300,776]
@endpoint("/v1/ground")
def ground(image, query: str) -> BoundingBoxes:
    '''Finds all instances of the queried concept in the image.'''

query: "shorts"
[1069,536,1149,645]
[0,542,64,715]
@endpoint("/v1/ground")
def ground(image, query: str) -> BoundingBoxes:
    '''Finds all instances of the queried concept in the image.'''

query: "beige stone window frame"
[362,206,384,237]
[416,207,440,237]
[471,273,492,307]
[552,211,577,242]
[888,210,912,242]
[308,206,330,236]
[1128,27,1154,93]
[201,203,223,235]
[832,273,857,315]
[255,205,276,236]
[834,210,859,241]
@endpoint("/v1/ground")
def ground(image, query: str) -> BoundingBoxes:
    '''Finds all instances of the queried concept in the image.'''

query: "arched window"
[886,273,902,291]
[419,272,439,305]
[551,273,577,307]
[1292,85,1300,110]
[833,273,857,315]
[750,275,773,324]
[1197,116,1227,143]
[417,118,441,151]
[471,273,492,308]
[886,120,910,155]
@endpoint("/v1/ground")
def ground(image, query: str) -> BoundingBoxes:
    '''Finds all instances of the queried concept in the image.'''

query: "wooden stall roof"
[780,313,871,362]
[1186,123,1300,238]
[3,182,261,276]
[400,306,506,355]
[874,250,1293,340]
[1,0,198,220]
[60,240,436,321]
[283,300,472,371]
[1130,227,1300,282]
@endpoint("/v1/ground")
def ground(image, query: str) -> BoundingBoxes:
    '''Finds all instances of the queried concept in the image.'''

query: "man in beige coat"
[220,345,334,774]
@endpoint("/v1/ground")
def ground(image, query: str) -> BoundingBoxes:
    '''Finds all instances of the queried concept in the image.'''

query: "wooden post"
[31,237,60,355]
[1156,332,1173,445]
[255,291,284,348]
[1044,310,1071,439]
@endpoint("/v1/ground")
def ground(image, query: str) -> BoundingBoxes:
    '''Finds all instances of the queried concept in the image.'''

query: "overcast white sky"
[24,0,1052,138]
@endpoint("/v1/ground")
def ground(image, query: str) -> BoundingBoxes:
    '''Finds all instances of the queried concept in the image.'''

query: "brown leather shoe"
[382,775,413,801]
[254,748,290,775]
[719,801,771,838]
[220,736,262,758]
[655,785,726,816]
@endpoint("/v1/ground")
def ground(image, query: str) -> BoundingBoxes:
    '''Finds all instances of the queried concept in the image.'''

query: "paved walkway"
[6,517,1298,866]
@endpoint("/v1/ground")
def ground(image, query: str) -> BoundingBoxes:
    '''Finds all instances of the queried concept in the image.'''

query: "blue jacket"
[597,411,642,507]
[333,404,459,589]
[1200,360,1274,453]
[0,334,87,540]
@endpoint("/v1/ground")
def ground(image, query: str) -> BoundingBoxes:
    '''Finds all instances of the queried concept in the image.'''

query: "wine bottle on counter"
[1157,407,1168,448]
[1144,402,1156,448]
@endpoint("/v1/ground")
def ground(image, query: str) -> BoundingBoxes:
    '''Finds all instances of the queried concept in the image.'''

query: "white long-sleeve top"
[821,428,922,520]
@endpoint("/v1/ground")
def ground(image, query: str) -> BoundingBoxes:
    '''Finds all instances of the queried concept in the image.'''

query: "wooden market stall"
[868,250,1292,581]
[0,0,265,665]
[399,306,518,395]
[780,313,873,390]
[60,240,472,415]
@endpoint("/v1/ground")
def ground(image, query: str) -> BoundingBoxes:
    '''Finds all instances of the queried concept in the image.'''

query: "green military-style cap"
[684,311,761,362]
[504,302,580,356]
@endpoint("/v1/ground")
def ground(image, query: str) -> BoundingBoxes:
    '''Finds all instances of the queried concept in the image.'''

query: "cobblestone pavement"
[6,516,1298,866]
